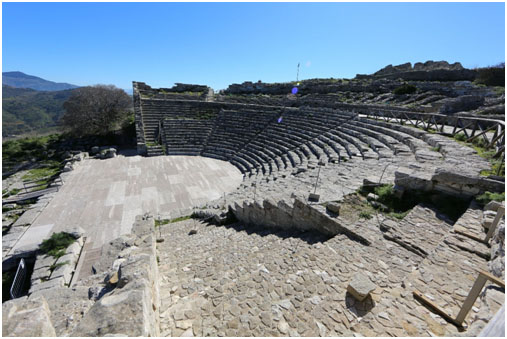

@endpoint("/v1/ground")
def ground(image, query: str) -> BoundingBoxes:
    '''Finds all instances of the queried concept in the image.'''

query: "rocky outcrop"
[438,95,485,114]
[2,214,160,337]
[2,295,56,337]
[370,61,477,82]
[71,214,160,337]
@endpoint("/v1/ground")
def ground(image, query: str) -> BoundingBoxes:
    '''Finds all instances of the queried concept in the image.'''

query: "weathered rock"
[484,200,503,212]
[66,226,85,239]
[71,283,157,337]
[104,148,117,159]
[367,193,379,201]
[482,210,497,230]
[308,193,320,202]
[347,273,376,301]
[29,277,65,294]
[108,271,119,285]
[2,295,56,337]
[439,95,485,114]
[326,202,341,215]
[91,146,100,155]
[63,162,74,172]
[50,261,74,284]
[30,286,93,336]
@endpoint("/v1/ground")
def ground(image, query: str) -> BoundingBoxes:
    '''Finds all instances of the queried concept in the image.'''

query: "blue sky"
[2,2,505,91]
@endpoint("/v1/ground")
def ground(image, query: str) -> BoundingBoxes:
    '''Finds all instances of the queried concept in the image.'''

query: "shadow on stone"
[345,291,376,317]
[205,221,333,245]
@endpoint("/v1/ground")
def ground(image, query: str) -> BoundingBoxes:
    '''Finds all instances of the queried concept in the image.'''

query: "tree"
[60,85,132,136]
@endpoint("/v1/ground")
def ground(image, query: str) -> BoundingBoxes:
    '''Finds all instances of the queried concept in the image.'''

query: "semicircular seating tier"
[132,82,490,181]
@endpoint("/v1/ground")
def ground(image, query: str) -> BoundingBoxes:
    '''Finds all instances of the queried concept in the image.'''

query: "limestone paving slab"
[11,155,243,283]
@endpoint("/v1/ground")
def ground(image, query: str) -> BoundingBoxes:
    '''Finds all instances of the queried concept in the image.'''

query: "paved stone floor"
[157,205,493,337]
[10,155,243,282]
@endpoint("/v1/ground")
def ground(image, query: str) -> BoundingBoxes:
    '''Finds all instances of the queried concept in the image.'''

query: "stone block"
[33,254,56,271]
[56,252,78,268]
[71,285,157,337]
[2,295,56,337]
[29,277,65,294]
[63,162,74,172]
[482,211,497,230]
[308,193,320,202]
[31,267,52,282]
[347,273,376,302]
[326,202,341,215]
[66,226,85,239]
[484,201,503,212]
[30,286,93,336]
[367,193,379,201]
[363,176,382,188]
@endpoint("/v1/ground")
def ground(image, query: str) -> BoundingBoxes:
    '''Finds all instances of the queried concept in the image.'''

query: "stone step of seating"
[286,151,300,167]
[399,202,490,317]
[361,119,437,158]
[305,141,325,160]
[327,128,367,158]
[338,126,381,157]
[231,152,262,176]
[353,119,415,155]
[312,138,340,162]
[321,132,352,159]
[147,146,164,157]
[347,122,400,155]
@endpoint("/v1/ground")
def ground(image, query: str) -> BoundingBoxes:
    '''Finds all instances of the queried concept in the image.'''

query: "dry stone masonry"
[3,60,504,336]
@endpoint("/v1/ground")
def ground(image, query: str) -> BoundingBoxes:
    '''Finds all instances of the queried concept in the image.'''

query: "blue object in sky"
[278,117,283,123]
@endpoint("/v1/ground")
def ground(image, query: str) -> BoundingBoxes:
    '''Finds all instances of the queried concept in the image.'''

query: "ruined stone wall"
[231,197,372,245]
[2,214,161,337]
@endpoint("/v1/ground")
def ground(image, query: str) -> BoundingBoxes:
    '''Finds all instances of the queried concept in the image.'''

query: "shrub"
[359,211,372,219]
[476,191,505,206]
[454,133,467,142]
[393,84,417,95]
[474,63,505,87]
[39,232,75,258]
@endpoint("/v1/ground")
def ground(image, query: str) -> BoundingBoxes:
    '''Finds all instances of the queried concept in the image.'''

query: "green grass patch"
[430,146,441,152]
[359,211,372,219]
[8,188,21,196]
[358,183,469,221]
[453,133,467,142]
[49,261,69,273]
[452,133,504,177]
[39,232,75,259]
[476,191,505,206]
[155,215,192,227]
[22,166,60,182]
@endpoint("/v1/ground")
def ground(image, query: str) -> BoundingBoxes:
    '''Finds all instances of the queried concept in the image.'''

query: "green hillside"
[2,85,75,136]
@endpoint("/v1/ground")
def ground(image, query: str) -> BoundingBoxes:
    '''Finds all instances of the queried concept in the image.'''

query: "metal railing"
[10,258,27,299]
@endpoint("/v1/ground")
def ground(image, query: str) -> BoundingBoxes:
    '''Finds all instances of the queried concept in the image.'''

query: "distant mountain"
[2,85,76,136]
[2,71,80,91]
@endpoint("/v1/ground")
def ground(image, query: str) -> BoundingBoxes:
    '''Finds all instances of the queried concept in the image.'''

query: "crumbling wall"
[231,197,371,245]
[2,214,161,337]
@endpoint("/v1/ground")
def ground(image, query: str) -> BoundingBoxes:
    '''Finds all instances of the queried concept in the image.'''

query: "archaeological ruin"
[2,60,505,336]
